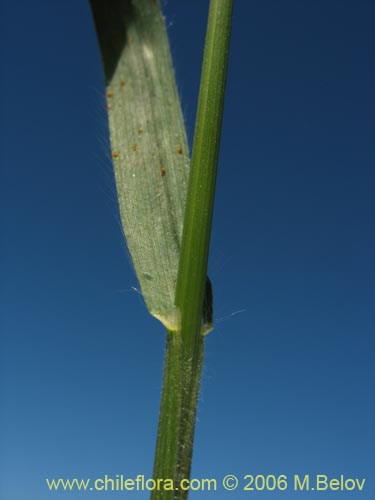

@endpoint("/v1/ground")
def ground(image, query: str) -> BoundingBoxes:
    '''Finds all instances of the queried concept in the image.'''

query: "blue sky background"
[1,1,374,499]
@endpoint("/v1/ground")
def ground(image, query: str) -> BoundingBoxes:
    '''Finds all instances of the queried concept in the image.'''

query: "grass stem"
[152,2,233,498]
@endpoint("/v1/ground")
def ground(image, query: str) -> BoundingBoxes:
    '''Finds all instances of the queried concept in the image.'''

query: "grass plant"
[90,1,233,497]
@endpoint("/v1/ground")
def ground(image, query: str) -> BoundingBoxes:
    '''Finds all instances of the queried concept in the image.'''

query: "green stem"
[151,333,203,500]
[152,332,182,496]
[152,1,233,498]
[176,0,233,352]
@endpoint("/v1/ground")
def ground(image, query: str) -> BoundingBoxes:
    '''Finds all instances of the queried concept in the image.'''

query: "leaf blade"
[90,0,189,329]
